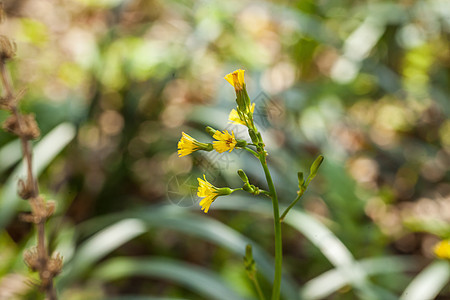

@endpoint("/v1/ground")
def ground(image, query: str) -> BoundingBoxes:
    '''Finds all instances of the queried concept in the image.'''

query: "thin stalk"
[251,275,266,300]
[258,152,282,300]
[0,65,38,197]
[244,146,259,157]
[280,190,304,222]
[0,61,57,300]
[259,190,272,197]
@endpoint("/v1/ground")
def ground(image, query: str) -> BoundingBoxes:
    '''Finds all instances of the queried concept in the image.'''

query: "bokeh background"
[0,0,449,299]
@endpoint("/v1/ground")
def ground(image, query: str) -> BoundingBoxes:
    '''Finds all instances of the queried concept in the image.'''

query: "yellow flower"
[177,132,212,157]
[434,239,450,260]
[197,175,232,213]
[224,69,245,92]
[213,130,237,153]
[229,103,255,126]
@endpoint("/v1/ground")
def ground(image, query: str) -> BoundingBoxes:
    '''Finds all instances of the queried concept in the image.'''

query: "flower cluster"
[176,69,323,299]
[177,129,239,157]
[225,69,255,130]
[177,69,256,213]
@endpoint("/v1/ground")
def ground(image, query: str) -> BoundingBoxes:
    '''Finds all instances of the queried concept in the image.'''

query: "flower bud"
[237,169,249,183]
[242,183,255,193]
[236,139,247,148]
[248,128,259,144]
[297,172,304,189]
[205,126,217,137]
[243,244,256,278]
[309,155,324,180]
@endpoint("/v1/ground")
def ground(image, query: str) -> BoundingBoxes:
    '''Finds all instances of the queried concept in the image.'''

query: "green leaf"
[213,197,389,299]
[301,256,417,299]
[0,123,76,229]
[93,257,247,300]
[297,171,304,189]
[62,206,299,299]
[400,260,450,300]
[0,139,21,173]
[306,155,323,185]
[58,218,147,288]
[105,297,187,300]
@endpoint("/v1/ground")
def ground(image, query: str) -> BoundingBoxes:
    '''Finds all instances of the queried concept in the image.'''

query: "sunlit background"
[0,0,449,299]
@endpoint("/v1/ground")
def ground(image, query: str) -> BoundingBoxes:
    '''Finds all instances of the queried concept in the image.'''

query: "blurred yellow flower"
[225,69,245,91]
[434,239,450,260]
[177,132,211,157]
[197,175,232,213]
[229,103,255,126]
[213,130,237,153]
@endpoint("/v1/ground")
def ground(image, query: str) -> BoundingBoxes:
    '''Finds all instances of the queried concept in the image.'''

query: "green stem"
[244,147,259,157]
[251,275,266,300]
[279,189,304,222]
[258,152,282,300]
[260,190,272,197]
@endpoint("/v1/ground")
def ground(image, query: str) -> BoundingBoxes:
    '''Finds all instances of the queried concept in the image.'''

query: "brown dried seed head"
[29,196,47,222]
[19,213,36,223]
[0,88,28,111]
[48,253,63,276]
[22,114,40,139]
[17,178,33,199]
[0,35,16,60]
[0,97,10,110]
[2,113,40,139]
[23,247,40,271]
[46,201,56,217]
[3,114,19,134]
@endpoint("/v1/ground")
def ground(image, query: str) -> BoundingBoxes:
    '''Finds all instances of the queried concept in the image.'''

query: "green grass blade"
[213,197,387,299]
[400,260,450,300]
[104,297,187,300]
[0,139,21,173]
[0,122,76,229]
[301,256,417,299]
[58,218,147,288]
[65,206,299,299]
[93,257,248,300]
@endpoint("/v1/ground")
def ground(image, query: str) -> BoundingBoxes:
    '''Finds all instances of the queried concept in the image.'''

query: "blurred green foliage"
[0,0,449,299]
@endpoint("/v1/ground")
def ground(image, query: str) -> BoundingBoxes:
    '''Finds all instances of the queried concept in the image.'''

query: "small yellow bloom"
[197,175,220,213]
[434,239,450,260]
[197,175,232,213]
[213,130,237,153]
[229,103,255,125]
[178,132,212,157]
[224,69,245,91]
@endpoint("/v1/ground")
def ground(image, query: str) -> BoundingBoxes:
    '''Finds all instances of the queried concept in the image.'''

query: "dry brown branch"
[0,8,60,300]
